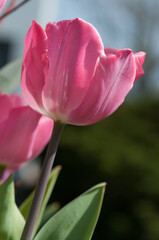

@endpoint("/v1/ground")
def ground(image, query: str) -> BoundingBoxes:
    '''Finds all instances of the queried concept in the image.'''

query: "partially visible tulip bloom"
[0,92,53,183]
[21,18,145,126]
[0,0,6,11]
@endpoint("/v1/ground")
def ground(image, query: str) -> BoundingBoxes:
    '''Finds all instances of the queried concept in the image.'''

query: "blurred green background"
[50,100,159,240]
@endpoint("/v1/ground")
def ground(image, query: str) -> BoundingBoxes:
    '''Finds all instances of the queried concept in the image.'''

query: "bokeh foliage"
[52,101,159,240]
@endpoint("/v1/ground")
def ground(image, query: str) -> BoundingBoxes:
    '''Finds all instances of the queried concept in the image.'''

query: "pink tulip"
[0,0,6,11]
[0,92,53,183]
[21,18,145,126]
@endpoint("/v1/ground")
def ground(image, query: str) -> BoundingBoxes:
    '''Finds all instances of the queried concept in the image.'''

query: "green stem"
[20,121,64,240]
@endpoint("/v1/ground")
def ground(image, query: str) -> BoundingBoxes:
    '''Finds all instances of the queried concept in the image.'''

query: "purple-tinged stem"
[0,0,31,20]
[20,121,64,240]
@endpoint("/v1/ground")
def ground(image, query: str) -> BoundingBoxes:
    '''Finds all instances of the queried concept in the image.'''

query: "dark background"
[15,100,159,240]
[52,101,159,240]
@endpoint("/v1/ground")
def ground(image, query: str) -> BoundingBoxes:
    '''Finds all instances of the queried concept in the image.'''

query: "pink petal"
[42,18,104,120]
[104,48,118,55]
[134,51,146,82]
[0,106,53,169]
[27,115,53,160]
[105,48,146,82]
[0,93,24,124]
[21,21,49,115]
[68,49,136,125]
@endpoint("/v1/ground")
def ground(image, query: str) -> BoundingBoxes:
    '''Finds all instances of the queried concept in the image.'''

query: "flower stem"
[20,121,64,240]
[0,0,31,20]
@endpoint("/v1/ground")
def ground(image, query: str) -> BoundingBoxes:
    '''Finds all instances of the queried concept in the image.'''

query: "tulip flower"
[20,18,146,239]
[0,0,6,11]
[21,18,145,126]
[0,92,53,183]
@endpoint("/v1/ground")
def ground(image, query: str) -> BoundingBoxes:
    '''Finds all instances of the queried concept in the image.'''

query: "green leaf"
[0,57,22,93]
[20,166,61,236]
[0,174,25,240]
[40,202,60,228]
[34,183,106,240]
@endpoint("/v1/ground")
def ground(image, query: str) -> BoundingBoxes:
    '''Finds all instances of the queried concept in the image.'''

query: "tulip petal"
[0,94,24,124]
[42,18,104,120]
[0,106,53,169]
[68,49,136,125]
[28,115,53,161]
[134,51,146,82]
[104,48,118,55]
[105,48,145,82]
[21,21,49,115]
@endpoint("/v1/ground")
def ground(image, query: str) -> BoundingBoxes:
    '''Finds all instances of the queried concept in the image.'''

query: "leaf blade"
[0,57,22,93]
[34,183,106,240]
[19,166,61,236]
[0,174,25,240]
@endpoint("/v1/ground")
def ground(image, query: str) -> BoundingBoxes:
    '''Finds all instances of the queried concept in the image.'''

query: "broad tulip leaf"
[34,183,106,240]
[19,166,61,236]
[0,174,25,240]
[0,57,22,93]
[40,202,60,228]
